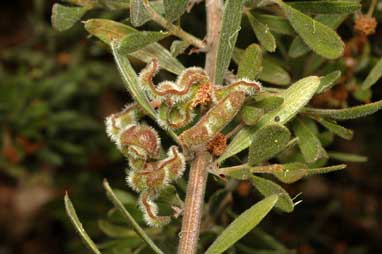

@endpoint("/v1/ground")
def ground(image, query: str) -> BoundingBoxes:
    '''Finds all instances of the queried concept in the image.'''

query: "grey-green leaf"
[315,117,353,140]
[362,57,382,90]
[170,40,190,56]
[241,106,264,126]
[103,180,164,254]
[238,43,263,80]
[251,176,294,213]
[247,13,276,52]
[258,57,291,86]
[164,0,188,21]
[329,152,367,162]
[256,14,294,35]
[253,96,284,113]
[205,195,278,254]
[218,76,320,163]
[64,193,101,254]
[293,117,328,163]
[215,0,245,84]
[119,31,169,54]
[288,1,360,14]
[303,101,382,120]
[276,0,344,59]
[51,3,87,31]
[84,19,185,74]
[130,0,164,27]
[249,124,291,165]
[317,70,342,94]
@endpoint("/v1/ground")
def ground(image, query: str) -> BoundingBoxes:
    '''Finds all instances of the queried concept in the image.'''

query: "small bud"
[139,192,171,227]
[354,15,377,36]
[118,124,161,160]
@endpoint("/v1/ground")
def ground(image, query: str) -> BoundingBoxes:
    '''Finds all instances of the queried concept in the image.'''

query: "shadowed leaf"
[238,43,263,80]
[362,57,382,90]
[247,13,276,52]
[51,3,87,31]
[317,70,342,94]
[329,152,367,162]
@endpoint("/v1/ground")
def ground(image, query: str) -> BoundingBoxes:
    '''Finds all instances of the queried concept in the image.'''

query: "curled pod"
[161,146,186,181]
[213,79,262,103]
[118,124,161,160]
[126,163,168,193]
[139,192,171,227]
[179,91,246,148]
[158,102,196,130]
[105,103,142,142]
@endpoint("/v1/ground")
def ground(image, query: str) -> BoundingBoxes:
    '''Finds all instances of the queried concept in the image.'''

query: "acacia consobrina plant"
[52,0,382,254]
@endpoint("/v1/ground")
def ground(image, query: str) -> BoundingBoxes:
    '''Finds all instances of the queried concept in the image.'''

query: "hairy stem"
[143,0,206,49]
[204,0,223,82]
[177,151,212,254]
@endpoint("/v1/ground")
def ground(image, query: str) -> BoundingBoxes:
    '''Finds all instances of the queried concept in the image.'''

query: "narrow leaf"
[238,43,263,80]
[329,152,367,162]
[248,124,291,165]
[130,0,150,27]
[247,13,276,52]
[103,180,164,254]
[362,57,382,90]
[315,117,353,140]
[303,101,382,120]
[288,1,360,14]
[64,193,101,254]
[251,176,294,213]
[164,0,188,21]
[219,76,320,162]
[51,3,87,31]
[84,19,185,74]
[206,195,278,254]
[317,70,342,94]
[258,57,291,85]
[119,31,169,54]
[215,0,245,84]
[276,0,344,59]
[293,117,328,163]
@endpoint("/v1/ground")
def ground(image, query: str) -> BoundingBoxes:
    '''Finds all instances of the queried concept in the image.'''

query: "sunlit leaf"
[275,0,344,59]
[119,31,169,54]
[164,0,188,21]
[84,19,185,74]
[293,117,328,163]
[303,101,382,120]
[248,124,291,165]
[328,152,367,162]
[251,176,294,213]
[247,13,276,52]
[219,76,320,163]
[51,3,87,31]
[362,57,382,90]
[170,40,190,56]
[205,195,278,254]
[64,193,101,254]
[215,0,245,84]
[238,43,263,80]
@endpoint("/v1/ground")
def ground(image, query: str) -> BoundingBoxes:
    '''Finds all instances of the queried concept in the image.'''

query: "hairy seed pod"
[213,79,262,103]
[161,146,186,180]
[118,124,160,160]
[179,91,246,148]
[105,103,141,142]
[126,163,168,193]
[139,192,171,227]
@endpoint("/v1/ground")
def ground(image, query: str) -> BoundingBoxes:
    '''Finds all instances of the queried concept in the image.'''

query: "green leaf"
[275,0,344,59]
[205,195,278,254]
[293,117,328,163]
[51,3,87,31]
[241,106,264,126]
[164,0,188,21]
[247,13,276,52]
[315,117,353,140]
[250,176,294,213]
[64,193,101,254]
[215,0,245,84]
[256,14,294,35]
[248,124,291,165]
[98,220,141,238]
[288,1,360,14]
[258,57,291,85]
[238,43,263,80]
[303,101,382,120]
[103,180,164,254]
[253,96,284,113]
[111,41,157,119]
[317,70,342,94]
[84,19,185,75]
[328,152,367,162]
[170,40,190,56]
[130,0,150,27]
[288,14,347,58]
[362,57,382,90]
[219,76,320,163]
[119,31,169,54]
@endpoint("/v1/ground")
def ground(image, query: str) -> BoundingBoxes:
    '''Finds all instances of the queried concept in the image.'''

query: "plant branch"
[177,151,212,254]
[143,0,206,49]
[204,0,223,82]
